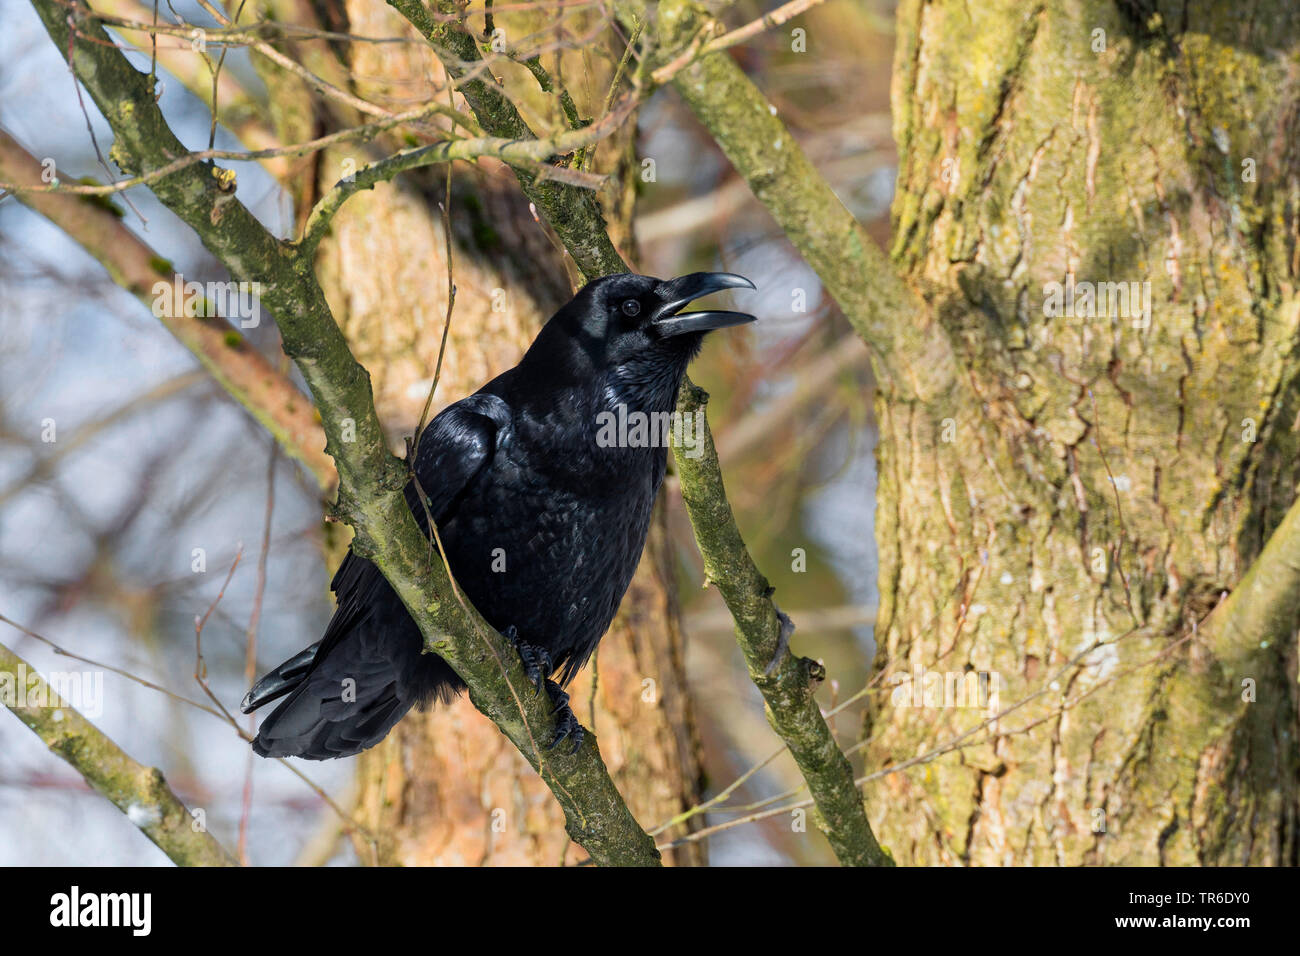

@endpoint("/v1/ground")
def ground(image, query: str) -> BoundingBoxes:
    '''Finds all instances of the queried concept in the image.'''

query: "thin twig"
[650,0,828,85]
[238,439,277,865]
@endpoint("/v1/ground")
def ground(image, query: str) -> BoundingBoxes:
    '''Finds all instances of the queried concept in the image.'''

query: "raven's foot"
[544,680,585,755]
[505,625,552,695]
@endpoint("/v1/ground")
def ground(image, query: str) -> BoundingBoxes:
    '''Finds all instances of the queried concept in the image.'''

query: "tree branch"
[388,0,629,281]
[673,383,893,866]
[0,639,239,866]
[299,96,632,253]
[94,0,289,177]
[0,128,337,491]
[649,0,828,85]
[0,102,476,198]
[632,0,958,404]
[1202,492,1300,661]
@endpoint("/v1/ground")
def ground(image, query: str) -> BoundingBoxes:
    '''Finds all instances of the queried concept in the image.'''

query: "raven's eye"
[620,298,641,317]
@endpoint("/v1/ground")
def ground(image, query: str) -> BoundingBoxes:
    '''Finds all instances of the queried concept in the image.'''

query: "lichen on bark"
[866,0,1300,865]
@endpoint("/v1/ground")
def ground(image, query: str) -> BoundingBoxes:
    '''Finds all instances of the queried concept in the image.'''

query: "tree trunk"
[865,0,1300,865]
[259,1,705,865]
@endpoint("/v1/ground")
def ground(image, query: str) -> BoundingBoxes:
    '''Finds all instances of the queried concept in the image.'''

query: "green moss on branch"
[0,640,238,866]
[631,0,957,404]
[673,383,893,866]
[388,0,628,281]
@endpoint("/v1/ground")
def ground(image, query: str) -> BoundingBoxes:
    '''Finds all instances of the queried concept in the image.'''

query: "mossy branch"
[389,0,893,867]
[632,0,958,404]
[388,0,629,281]
[0,640,238,866]
[673,384,893,866]
[299,97,634,253]
[1150,490,1300,754]
[1203,494,1300,662]
[29,0,658,867]
[1109,490,1300,848]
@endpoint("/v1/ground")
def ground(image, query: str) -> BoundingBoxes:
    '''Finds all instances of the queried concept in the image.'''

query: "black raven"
[241,272,755,759]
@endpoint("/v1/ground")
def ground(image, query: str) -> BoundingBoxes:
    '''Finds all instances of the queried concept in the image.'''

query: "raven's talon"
[545,680,586,755]
[506,626,552,695]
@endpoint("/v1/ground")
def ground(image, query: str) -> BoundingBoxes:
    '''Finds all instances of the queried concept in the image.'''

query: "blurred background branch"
[0,637,238,865]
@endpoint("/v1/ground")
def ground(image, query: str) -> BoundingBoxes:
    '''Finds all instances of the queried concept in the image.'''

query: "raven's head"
[526,272,756,405]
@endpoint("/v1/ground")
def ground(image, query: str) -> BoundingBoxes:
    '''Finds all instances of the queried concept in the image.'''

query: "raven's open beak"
[650,272,757,337]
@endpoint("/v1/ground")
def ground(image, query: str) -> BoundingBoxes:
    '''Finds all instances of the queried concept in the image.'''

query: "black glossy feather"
[243,272,755,759]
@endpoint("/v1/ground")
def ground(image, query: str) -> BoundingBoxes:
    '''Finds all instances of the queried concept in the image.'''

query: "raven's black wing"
[244,395,510,759]
[309,394,508,670]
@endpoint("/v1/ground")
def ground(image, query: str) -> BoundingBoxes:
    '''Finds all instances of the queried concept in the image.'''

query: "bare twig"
[650,0,828,85]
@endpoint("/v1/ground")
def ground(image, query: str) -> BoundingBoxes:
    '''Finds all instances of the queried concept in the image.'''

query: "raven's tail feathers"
[243,629,464,760]
[240,641,320,714]
[249,686,414,761]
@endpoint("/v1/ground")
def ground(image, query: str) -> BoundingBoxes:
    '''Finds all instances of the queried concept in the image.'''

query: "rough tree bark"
[864,0,1300,865]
